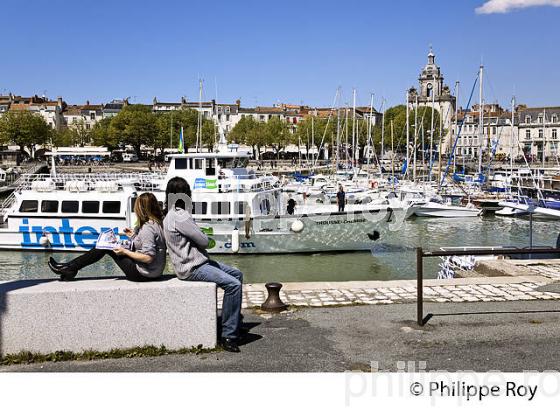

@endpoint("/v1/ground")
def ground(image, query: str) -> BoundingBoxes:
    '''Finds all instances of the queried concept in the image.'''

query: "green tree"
[52,128,79,147]
[155,109,215,154]
[91,117,118,149]
[109,105,158,156]
[200,119,217,151]
[265,116,292,159]
[229,116,266,158]
[0,110,52,155]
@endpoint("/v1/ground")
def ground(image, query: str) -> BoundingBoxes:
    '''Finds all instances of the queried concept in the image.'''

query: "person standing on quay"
[163,177,244,353]
[337,185,346,212]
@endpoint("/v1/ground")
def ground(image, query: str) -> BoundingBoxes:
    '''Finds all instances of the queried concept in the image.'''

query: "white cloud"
[476,0,560,14]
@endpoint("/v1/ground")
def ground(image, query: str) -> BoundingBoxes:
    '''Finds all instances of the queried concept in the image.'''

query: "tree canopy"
[53,118,92,147]
[0,110,52,154]
[228,116,267,158]
[91,117,117,149]
[265,117,293,158]
[107,105,158,156]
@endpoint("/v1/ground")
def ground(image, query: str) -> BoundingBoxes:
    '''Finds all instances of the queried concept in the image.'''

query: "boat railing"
[10,172,167,193]
[216,174,279,192]
[0,191,17,222]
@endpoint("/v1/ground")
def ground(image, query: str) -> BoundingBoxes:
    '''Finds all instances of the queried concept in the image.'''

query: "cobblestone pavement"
[518,263,560,279]
[217,280,560,309]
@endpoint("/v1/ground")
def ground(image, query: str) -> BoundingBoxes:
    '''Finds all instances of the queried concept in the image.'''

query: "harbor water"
[0,215,557,283]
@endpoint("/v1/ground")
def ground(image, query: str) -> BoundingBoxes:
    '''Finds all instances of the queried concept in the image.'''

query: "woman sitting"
[48,192,167,281]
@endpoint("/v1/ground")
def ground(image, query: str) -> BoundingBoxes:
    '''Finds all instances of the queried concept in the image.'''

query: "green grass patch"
[1,344,220,366]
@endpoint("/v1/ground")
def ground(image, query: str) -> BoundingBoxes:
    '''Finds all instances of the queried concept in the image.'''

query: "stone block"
[0,277,217,356]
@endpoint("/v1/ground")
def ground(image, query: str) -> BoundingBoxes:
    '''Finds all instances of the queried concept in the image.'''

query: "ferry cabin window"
[19,200,38,213]
[192,202,208,215]
[41,200,59,213]
[103,201,121,214]
[206,159,216,176]
[211,201,231,215]
[175,158,188,169]
[61,201,79,213]
[82,201,100,213]
[234,201,248,214]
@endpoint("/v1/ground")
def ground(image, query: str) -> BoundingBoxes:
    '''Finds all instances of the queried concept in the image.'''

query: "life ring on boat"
[369,180,379,189]
[291,220,304,233]
[39,232,51,247]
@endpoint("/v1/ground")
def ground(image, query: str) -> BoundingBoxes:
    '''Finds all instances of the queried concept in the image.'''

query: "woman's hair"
[165,176,192,214]
[134,192,163,227]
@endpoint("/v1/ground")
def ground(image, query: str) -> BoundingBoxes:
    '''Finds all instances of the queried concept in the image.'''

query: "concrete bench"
[0,277,217,356]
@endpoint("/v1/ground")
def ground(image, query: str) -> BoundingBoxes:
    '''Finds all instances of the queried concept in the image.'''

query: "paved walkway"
[236,275,560,309]
[6,300,560,372]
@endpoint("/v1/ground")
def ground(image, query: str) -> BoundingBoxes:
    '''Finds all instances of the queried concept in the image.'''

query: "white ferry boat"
[0,147,401,253]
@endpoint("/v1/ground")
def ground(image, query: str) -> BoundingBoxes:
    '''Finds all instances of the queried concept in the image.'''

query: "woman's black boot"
[48,258,78,281]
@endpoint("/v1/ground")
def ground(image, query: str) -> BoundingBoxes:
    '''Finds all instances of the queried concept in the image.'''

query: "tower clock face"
[427,83,433,89]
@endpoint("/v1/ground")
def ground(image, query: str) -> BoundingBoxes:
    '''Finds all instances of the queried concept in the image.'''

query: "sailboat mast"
[367,93,374,168]
[405,90,410,179]
[453,81,459,174]
[542,108,546,168]
[196,79,203,153]
[311,114,315,169]
[421,123,425,177]
[429,86,435,180]
[413,95,418,182]
[352,89,356,168]
[478,64,484,175]
[381,99,385,166]
[169,112,173,152]
[390,120,395,185]
[336,107,340,170]
[510,96,515,176]
[345,105,349,166]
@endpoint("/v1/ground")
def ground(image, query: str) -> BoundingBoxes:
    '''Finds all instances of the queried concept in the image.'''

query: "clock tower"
[408,48,456,152]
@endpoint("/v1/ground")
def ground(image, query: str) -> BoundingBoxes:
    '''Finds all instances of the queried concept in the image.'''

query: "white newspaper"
[95,229,132,250]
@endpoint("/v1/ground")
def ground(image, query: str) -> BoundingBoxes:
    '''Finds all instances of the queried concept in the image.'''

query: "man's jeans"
[188,260,243,339]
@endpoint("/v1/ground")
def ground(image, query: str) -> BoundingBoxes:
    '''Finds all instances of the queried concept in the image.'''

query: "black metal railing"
[417,246,560,326]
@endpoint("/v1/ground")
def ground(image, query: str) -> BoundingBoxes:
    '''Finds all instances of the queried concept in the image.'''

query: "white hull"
[412,203,481,218]
[495,206,527,217]
[0,209,399,254]
[496,202,560,220]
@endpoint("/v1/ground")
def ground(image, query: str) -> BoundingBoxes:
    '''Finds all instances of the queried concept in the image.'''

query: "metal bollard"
[261,282,288,312]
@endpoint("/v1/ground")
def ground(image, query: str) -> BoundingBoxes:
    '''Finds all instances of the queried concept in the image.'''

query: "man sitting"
[163,176,244,353]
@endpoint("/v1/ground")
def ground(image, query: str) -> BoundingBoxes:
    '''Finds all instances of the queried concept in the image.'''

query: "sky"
[1,0,559,109]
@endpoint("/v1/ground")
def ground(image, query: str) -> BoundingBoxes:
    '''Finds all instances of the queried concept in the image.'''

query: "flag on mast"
[178,126,184,153]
